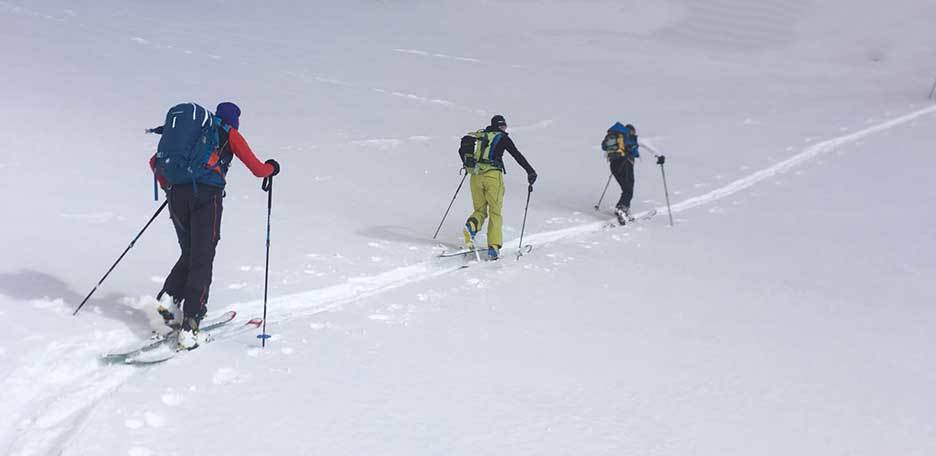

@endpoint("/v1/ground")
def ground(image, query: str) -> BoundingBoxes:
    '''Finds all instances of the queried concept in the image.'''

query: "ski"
[102,310,237,363]
[605,208,657,228]
[122,317,263,365]
[439,244,532,259]
[438,248,484,258]
[441,244,534,267]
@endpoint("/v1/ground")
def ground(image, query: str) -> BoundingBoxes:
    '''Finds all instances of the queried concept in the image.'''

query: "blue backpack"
[602,122,639,158]
[154,103,228,188]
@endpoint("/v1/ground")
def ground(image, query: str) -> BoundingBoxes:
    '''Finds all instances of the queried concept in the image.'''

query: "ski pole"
[594,174,612,211]
[639,142,674,226]
[657,156,674,227]
[930,78,936,99]
[73,200,168,316]
[517,184,533,260]
[432,170,468,239]
[258,174,274,347]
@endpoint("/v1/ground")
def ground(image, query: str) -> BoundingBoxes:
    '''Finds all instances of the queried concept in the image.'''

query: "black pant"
[610,156,634,209]
[161,184,224,321]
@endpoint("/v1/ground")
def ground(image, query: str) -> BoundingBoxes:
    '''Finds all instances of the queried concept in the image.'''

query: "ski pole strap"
[262,175,273,193]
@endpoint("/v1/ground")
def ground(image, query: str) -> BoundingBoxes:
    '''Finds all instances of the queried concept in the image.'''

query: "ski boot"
[615,205,632,225]
[177,317,205,351]
[487,246,500,261]
[156,295,183,329]
[463,221,479,250]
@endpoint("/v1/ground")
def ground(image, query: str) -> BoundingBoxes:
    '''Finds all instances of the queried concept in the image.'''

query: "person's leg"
[159,187,191,301]
[181,186,224,323]
[464,174,488,246]
[619,158,635,210]
[610,158,634,210]
[484,171,506,249]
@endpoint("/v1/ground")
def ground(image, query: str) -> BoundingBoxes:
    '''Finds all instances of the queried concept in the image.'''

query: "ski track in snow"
[3,104,935,455]
[393,48,485,64]
[0,5,484,117]
[285,70,489,115]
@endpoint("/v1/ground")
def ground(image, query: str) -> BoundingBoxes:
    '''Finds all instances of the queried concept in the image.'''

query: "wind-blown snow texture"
[1,1,934,455]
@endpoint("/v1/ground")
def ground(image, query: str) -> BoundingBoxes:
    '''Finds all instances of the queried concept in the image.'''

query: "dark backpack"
[459,129,503,174]
[154,103,226,187]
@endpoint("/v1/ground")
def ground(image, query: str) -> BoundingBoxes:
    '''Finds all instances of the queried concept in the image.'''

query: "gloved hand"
[145,126,164,135]
[266,159,281,176]
[656,155,665,165]
[463,156,477,169]
[527,171,537,185]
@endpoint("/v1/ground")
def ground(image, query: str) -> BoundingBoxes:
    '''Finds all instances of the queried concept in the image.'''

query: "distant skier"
[601,122,640,225]
[458,114,537,260]
[148,102,280,350]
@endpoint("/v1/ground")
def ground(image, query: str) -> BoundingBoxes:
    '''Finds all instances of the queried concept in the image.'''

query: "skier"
[458,114,537,260]
[149,102,280,349]
[602,122,640,225]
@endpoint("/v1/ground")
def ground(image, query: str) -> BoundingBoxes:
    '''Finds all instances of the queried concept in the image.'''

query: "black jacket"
[459,126,535,175]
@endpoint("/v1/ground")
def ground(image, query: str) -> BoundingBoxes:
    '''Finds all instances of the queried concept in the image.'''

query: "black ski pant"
[160,184,224,321]
[610,156,635,210]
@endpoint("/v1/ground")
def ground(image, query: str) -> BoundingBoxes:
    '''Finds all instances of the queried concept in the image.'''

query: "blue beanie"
[216,102,241,130]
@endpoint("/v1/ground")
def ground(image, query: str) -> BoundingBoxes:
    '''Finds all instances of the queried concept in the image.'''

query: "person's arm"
[638,141,665,164]
[503,136,535,174]
[502,136,537,184]
[228,128,276,177]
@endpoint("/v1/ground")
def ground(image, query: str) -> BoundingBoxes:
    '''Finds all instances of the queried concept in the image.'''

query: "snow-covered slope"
[1,1,934,455]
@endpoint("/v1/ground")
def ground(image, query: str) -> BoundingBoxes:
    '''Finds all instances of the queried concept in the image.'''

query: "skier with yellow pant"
[458,115,537,260]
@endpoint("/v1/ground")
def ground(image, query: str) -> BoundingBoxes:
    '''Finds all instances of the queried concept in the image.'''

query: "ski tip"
[245,318,263,328]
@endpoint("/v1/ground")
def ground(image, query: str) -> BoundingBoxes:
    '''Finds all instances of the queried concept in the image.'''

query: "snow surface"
[1,0,935,454]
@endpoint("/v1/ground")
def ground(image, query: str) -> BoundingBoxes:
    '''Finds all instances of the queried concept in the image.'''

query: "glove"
[265,159,281,177]
[527,171,537,185]
[463,156,477,169]
[656,155,665,165]
[145,126,164,135]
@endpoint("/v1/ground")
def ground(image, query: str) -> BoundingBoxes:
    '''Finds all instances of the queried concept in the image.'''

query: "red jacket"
[150,128,274,188]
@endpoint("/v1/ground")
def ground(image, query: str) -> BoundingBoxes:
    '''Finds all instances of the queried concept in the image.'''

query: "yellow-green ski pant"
[464,170,505,248]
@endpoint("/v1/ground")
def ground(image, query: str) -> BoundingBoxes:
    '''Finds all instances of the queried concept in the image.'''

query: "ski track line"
[0,333,137,456]
[285,70,489,116]
[1,4,485,117]
[4,108,934,456]
[393,48,485,64]
[230,104,936,322]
